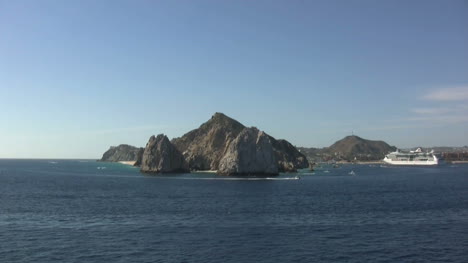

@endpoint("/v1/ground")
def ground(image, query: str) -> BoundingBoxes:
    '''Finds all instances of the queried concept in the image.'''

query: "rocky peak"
[202,112,245,132]
[171,112,245,171]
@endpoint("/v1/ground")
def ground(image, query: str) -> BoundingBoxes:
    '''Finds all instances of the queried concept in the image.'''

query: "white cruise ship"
[383,148,438,166]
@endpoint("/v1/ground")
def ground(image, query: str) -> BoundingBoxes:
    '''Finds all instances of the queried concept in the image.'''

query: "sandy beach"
[118,161,136,166]
[191,170,217,173]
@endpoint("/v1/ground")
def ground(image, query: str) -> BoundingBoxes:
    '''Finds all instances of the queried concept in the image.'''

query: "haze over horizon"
[1,0,467,158]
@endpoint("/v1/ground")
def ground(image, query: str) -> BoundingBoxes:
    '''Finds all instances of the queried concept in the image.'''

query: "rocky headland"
[140,134,189,173]
[100,144,144,163]
[100,113,309,175]
[171,112,245,171]
[270,137,309,172]
[170,113,308,175]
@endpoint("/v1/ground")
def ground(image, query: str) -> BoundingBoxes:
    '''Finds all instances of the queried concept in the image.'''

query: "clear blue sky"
[1,0,467,158]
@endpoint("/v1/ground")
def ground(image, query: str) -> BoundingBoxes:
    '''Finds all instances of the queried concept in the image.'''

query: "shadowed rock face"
[218,127,278,175]
[100,144,144,162]
[133,148,144,166]
[270,138,309,172]
[140,134,189,173]
[171,113,245,171]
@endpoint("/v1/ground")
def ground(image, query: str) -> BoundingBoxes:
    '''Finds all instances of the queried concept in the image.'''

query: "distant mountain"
[299,135,396,162]
[296,147,321,161]
[327,135,396,160]
[100,144,144,162]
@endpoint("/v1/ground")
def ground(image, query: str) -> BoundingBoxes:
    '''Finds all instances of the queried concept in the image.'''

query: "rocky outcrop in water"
[134,148,144,166]
[100,144,144,162]
[102,113,309,174]
[140,134,189,173]
[171,112,308,172]
[171,112,246,171]
[270,138,309,172]
[218,127,278,175]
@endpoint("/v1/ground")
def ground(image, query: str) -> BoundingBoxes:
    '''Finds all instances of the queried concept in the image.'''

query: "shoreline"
[355,161,385,165]
[317,161,385,165]
[449,161,468,164]
[118,161,136,166]
[191,170,217,174]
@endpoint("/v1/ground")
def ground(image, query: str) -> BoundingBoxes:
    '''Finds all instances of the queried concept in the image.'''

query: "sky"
[0,0,467,158]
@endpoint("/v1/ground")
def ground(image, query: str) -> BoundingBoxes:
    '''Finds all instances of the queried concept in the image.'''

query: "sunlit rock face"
[140,134,189,173]
[218,127,278,176]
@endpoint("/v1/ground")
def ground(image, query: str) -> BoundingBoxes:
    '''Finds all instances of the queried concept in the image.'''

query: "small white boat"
[348,170,356,176]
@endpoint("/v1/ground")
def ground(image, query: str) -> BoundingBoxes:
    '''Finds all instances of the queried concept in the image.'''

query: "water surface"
[1,160,467,262]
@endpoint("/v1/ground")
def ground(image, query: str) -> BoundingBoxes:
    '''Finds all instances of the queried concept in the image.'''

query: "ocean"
[1,159,467,262]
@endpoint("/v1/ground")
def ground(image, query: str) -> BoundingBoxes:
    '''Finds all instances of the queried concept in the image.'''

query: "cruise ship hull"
[383,158,438,166]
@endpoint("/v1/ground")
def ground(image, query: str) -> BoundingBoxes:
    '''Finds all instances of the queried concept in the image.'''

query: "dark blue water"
[1,160,467,262]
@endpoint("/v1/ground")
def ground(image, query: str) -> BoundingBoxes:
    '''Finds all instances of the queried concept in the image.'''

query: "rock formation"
[218,127,278,175]
[100,112,309,174]
[270,138,309,172]
[171,112,246,170]
[133,148,144,166]
[140,134,189,173]
[100,144,144,162]
[171,112,308,172]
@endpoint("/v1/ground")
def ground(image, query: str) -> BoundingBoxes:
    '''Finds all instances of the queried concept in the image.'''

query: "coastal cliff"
[140,134,189,173]
[270,138,309,172]
[170,112,308,173]
[100,144,144,162]
[218,127,278,175]
[171,113,245,171]
[100,113,309,175]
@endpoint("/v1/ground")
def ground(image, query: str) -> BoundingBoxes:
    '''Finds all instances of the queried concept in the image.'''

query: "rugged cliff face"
[270,138,309,172]
[171,112,308,172]
[218,127,278,175]
[140,134,189,173]
[100,144,144,162]
[171,112,245,171]
[102,113,309,174]
[134,148,144,166]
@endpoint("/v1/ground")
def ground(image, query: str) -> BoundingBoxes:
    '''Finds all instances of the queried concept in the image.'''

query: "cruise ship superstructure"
[383,148,438,166]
